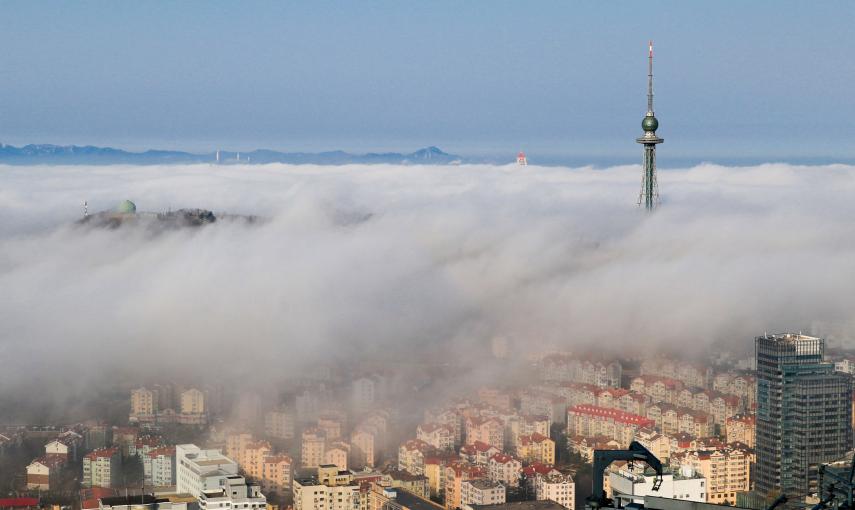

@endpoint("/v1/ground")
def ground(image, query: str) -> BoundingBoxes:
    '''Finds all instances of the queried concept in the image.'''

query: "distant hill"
[0,143,463,165]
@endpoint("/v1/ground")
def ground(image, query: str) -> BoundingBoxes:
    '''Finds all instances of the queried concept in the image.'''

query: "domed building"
[116,200,137,214]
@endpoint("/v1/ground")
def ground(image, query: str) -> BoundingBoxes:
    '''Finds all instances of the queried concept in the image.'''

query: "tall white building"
[175,444,239,497]
[144,446,176,487]
[83,447,121,488]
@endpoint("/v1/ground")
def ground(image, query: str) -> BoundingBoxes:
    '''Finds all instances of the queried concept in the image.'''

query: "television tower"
[636,40,663,211]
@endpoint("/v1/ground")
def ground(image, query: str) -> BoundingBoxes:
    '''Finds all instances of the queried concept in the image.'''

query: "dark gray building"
[755,333,852,497]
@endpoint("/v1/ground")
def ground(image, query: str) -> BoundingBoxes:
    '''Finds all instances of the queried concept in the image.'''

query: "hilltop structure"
[637,41,663,211]
[77,200,239,230]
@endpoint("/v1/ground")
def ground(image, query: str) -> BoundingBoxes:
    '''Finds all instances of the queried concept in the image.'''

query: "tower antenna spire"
[647,40,654,114]
[637,40,663,211]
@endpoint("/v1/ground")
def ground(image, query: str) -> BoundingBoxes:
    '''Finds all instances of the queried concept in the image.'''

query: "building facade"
[755,334,853,496]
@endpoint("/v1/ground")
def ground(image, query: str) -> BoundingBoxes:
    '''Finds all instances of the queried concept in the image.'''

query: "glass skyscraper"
[755,333,853,497]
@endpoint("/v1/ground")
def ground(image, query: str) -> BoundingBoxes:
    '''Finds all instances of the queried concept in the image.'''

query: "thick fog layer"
[2,162,855,397]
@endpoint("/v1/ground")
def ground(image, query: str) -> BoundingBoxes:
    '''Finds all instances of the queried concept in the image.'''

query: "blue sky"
[1,1,854,162]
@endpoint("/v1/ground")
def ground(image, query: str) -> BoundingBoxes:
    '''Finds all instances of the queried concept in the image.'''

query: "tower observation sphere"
[642,115,659,132]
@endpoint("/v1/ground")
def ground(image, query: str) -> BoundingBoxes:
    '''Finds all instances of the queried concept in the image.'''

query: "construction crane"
[587,441,663,510]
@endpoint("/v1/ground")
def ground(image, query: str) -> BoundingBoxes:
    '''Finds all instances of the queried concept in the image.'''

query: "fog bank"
[2,162,855,398]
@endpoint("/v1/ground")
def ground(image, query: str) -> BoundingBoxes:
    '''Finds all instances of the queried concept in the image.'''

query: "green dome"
[642,115,659,132]
[116,200,137,214]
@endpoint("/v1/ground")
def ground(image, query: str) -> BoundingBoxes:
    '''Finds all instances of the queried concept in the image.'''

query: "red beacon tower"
[517,151,528,166]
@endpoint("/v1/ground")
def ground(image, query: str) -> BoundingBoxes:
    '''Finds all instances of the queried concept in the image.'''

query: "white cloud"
[1,162,854,402]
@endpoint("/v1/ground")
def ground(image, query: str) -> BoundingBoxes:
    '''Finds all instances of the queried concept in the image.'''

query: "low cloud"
[2,162,855,413]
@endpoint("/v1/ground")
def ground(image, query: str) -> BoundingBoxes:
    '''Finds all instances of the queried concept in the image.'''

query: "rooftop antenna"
[636,40,663,211]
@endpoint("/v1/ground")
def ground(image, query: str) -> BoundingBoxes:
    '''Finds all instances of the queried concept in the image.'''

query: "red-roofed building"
[261,454,292,495]
[672,444,754,504]
[596,388,630,410]
[725,414,756,448]
[516,433,556,465]
[459,441,501,466]
[630,375,684,404]
[488,453,522,487]
[567,405,654,445]
[444,462,486,510]
[668,432,697,455]
[143,446,175,487]
[83,447,121,488]
[616,391,651,416]
[398,439,437,476]
[417,423,455,452]
[464,417,504,450]
[568,435,621,463]
[678,410,712,438]
[26,455,66,490]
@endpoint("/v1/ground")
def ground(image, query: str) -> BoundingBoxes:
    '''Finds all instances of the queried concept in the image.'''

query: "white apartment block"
[144,446,176,487]
[461,480,505,506]
[175,444,239,498]
[83,448,121,488]
[535,474,575,510]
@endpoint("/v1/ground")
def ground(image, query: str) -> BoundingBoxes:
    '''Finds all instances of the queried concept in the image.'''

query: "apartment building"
[672,445,753,505]
[417,424,455,452]
[567,405,654,445]
[515,434,555,466]
[83,448,121,488]
[144,446,176,487]
[460,480,505,507]
[487,454,521,488]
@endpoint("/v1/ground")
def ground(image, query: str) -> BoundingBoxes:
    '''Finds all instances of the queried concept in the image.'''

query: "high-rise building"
[180,388,205,415]
[302,428,327,468]
[131,388,158,418]
[755,333,853,496]
[82,447,121,488]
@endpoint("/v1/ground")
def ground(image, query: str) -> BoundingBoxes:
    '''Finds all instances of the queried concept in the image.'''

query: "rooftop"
[391,488,445,510]
[469,501,566,510]
[101,496,157,507]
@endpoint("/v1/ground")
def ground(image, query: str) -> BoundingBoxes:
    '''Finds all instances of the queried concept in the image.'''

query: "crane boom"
[589,441,663,509]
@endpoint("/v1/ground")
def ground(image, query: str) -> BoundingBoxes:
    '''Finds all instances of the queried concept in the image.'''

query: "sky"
[1,1,855,162]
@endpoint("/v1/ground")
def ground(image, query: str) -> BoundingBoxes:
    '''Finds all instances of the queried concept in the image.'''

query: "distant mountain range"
[0,144,463,165]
